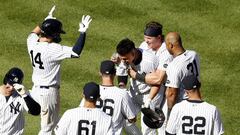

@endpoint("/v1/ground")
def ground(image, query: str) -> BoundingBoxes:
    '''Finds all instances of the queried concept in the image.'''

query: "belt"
[40,86,50,89]
[38,85,60,89]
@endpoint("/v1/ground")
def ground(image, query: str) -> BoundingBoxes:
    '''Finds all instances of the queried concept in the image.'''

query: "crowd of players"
[0,6,224,135]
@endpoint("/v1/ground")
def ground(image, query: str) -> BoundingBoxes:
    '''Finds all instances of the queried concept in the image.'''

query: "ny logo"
[10,102,21,114]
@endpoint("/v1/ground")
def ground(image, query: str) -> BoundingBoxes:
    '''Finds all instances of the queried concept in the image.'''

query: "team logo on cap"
[13,77,19,82]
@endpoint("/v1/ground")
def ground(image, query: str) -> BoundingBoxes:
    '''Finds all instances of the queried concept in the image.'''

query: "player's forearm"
[24,95,41,115]
[72,32,86,56]
[132,69,166,85]
[32,26,41,34]
[148,85,160,100]
[145,70,166,85]
[166,87,178,119]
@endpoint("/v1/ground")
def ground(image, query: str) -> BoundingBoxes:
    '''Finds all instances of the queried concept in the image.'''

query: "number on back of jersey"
[30,50,44,69]
[96,98,115,116]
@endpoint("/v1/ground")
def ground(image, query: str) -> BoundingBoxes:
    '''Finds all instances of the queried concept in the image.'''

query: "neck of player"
[101,76,114,86]
[84,100,97,108]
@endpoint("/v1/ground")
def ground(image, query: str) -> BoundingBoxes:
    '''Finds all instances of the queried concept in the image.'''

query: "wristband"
[135,72,146,82]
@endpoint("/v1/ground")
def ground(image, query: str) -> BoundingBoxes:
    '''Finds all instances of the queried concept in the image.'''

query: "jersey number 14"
[30,50,44,69]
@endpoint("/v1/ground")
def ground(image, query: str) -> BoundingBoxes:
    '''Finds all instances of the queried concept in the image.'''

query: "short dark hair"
[116,38,135,56]
[144,21,163,37]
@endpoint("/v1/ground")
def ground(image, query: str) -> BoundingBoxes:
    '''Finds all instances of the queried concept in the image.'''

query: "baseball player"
[96,60,140,135]
[0,67,40,135]
[164,32,200,120]
[128,21,173,134]
[116,38,161,135]
[54,82,114,135]
[27,6,92,135]
[166,75,224,135]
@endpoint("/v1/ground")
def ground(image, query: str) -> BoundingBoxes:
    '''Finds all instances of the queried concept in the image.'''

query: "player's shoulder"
[100,86,128,99]
[139,41,149,50]
[185,50,199,56]
[202,101,217,111]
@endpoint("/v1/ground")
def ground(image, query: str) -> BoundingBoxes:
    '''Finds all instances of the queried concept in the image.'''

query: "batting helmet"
[142,108,165,129]
[40,19,66,43]
[3,67,24,85]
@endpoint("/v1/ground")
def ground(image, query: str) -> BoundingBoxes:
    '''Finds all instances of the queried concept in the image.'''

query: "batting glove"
[13,84,28,97]
[45,5,56,20]
[79,15,92,33]
[143,98,151,108]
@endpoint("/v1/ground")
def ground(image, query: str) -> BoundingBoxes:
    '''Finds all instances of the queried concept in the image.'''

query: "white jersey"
[0,91,29,135]
[54,107,114,135]
[166,100,224,135]
[139,41,173,71]
[96,86,137,135]
[165,50,200,100]
[27,33,77,86]
[130,49,159,94]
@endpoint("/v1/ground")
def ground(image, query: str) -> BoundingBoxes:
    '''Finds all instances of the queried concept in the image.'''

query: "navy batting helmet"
[142,108,165,129]
[40,19,66,43]
[3,67,24,85]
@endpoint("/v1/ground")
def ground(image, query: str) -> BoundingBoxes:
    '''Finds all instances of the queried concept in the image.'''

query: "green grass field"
[0,0,240,134]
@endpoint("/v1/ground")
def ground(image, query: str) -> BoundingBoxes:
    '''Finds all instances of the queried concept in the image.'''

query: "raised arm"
[71,15,92,57]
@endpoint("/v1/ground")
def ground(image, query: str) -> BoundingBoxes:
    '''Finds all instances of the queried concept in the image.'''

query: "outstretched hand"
[79,15,92,33]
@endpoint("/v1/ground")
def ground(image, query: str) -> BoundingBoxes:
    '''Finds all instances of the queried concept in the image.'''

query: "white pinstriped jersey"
[27,33,77,86]
[96,86,137,135]
[139,41,173,71]
[166,100,224,135]
[165,50,200,100]
[0,91,29,135]
[54,107,114,135]
[130,49,159,94]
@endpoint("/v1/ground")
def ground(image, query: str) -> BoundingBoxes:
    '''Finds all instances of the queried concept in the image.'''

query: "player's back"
[55,107,113,135]
[167,100,224,135]
[96,86,136,135]
[27,33,73,86]
[166,50,200,100]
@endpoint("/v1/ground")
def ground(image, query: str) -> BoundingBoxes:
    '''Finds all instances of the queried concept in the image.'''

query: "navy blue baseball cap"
[182,75,201,90]
[100,60,116,75]
[83,82,100,101]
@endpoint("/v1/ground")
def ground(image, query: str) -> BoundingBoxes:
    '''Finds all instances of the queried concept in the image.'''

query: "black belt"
[40,86,50,89]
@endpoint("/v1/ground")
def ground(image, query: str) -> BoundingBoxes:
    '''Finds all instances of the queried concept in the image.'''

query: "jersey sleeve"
[213,108,224,135]
[165,104,180,134]
[54,110,71,135]
[27,33,39,47]
[157,51,173,71]
[49,43,75,61]
[165,64,181,88]
[121,92,137,119]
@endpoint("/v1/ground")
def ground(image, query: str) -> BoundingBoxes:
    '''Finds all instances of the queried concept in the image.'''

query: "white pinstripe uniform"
[128,49,161,135]
[166,100,224,135]
[27,33,78,135]
[95,85,137,135]
[54,107,114,135]
[0,91,29,135]
[165,50,200,101]
[139,41,173,135]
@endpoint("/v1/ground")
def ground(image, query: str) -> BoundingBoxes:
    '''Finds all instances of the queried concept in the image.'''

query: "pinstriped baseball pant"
[30,86,60,135]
